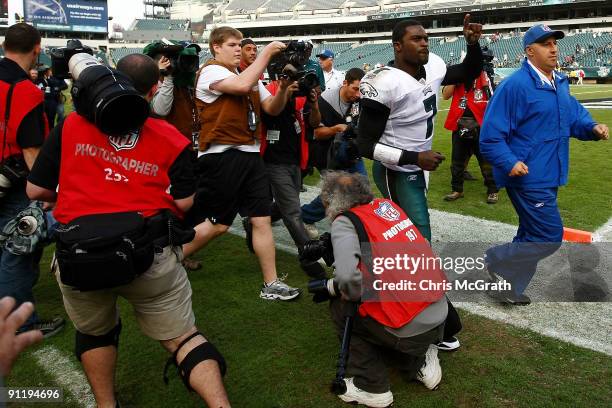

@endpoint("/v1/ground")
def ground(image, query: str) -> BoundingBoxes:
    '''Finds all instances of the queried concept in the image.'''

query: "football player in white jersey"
[357,14,483,242]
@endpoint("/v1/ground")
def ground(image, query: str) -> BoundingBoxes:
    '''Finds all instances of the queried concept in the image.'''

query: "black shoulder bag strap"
[340,210,373,276]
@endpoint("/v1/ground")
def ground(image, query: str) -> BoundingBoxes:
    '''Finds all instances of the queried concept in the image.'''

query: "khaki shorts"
[56,246,196,341]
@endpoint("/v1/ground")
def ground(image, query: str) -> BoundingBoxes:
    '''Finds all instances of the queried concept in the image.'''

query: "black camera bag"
[56,212,154,291]
[456,116,480,139]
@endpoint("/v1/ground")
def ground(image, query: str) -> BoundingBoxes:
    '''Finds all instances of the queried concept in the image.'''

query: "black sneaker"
[241,217,254,253]
[22,317,66,339]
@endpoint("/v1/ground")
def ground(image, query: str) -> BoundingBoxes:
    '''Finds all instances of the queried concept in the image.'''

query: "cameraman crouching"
[26,53,230,407]
[320,172,447,407]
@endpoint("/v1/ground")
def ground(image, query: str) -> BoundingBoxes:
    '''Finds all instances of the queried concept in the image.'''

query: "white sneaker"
[304,223,319,239]
[416,345,442,390]
[260,278,301,301]
[338,377,393,408]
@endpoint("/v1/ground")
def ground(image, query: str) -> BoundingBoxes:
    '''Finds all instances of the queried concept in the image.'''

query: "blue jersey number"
[423,94,437,139]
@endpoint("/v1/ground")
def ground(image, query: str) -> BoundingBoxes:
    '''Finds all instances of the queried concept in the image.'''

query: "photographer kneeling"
[314,172,448,407]
[26,49,230,407]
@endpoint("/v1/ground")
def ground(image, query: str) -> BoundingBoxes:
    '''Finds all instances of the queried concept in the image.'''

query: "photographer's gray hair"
[321,172,373,219]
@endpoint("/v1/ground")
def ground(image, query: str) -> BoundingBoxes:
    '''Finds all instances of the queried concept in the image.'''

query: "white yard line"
[32,346,95,407]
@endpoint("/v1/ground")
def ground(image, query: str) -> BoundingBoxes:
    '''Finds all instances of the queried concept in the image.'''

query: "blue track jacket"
[480,59,597,189]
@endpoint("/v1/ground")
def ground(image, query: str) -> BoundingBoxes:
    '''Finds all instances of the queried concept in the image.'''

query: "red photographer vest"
[346,199,446,328]
[444,71,491,131]
[53,113,190,224]
[0,78,47,160]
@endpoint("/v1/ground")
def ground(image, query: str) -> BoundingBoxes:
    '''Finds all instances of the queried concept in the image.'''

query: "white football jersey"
[360,54,447,172]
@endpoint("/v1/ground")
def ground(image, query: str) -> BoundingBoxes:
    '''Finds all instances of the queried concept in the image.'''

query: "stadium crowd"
[0,14,608,408]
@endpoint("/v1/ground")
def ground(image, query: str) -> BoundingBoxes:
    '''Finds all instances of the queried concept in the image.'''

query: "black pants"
[329,299,443,393]
[44,101,58,130]
[450,130,497,194]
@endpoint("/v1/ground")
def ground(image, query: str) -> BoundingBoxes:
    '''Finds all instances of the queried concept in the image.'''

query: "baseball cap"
[522,24,565,49]
[316,49,334,59]
[241,38,256,48]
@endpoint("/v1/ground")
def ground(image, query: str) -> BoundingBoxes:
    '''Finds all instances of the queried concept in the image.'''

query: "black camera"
[50,40,150,136]
[144,41,201,76]
[482,47,495,87]
[268,40,320,97]
[0,155,29,199]
[300,232,334,267]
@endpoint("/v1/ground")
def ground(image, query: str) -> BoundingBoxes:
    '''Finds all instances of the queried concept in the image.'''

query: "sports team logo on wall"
[108,130,140,151]
[375,201,400,222]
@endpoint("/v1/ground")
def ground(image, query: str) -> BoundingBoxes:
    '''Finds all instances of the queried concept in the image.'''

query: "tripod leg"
[331,302,358,395]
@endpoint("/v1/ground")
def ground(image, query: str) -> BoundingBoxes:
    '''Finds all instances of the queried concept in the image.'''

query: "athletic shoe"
[416,345,442,390]
[338,377,393,408]
[444,191,464,201]
[435,336,460,352]
[241,217,255,253]
[260,278,301,301]
[304,223,319,239]
[19,317,66,339]
[487,289,531,306]
[487,192,499,204]
[463,170,477,181]
[486,268,531,306]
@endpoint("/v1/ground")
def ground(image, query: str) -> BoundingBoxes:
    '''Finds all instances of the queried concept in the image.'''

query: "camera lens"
[17,216,38,236]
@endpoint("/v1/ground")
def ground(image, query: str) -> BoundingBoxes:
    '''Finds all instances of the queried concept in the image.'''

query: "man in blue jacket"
[480,24,609,305]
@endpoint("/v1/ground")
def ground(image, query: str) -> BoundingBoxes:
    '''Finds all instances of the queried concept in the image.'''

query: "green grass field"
[5,85,611,407]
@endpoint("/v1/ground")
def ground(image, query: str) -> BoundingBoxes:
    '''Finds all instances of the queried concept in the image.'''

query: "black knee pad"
[163,332,226,392]
[75,320,122,361]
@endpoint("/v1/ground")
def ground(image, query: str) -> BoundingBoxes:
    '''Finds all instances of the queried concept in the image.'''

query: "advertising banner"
[24,0,108,33]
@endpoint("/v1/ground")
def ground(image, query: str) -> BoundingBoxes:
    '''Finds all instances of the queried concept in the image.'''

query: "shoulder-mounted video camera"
[50,39,150,136]
[268,40,320,97]
[143,40,201,76]
[482,46,495,84]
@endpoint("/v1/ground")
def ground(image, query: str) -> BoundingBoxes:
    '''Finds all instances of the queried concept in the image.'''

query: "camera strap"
[186,86,200,151]
[2,79,25,164]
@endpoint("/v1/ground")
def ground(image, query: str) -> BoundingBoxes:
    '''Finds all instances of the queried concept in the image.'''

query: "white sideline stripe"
[594,217,612,242]
[32,345,95,407]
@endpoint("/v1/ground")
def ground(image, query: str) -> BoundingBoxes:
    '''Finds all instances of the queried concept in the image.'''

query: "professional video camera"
[267,40,320,97]
[50,39,150,136]
[143,40,201,76]
[482,46,495,89]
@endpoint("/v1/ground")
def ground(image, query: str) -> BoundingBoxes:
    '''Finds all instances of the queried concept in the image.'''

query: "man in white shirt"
[317,49,345,91]
[184,27,301,301]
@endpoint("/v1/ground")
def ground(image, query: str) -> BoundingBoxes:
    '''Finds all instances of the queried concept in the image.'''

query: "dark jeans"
[0,188,40,328]
[450,130,497,194]
[330,299,442,393]
[265,162,310,248]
